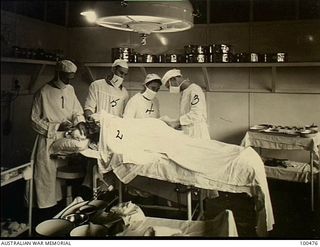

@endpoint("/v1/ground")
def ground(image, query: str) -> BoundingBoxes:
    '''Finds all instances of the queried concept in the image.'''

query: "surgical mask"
[110,74,124,88]
[169,79,186,94]
[54,77,67,89]
[169,85,180,94]
[142,87,157,100]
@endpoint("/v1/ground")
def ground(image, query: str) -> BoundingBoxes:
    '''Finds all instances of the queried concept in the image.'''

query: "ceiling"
[1,0,319,27]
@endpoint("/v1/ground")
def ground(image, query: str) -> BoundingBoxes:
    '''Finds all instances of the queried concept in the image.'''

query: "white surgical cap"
[56,60,77,73]
[144,73,161,85]
[112,59,128,69]
[161,69,182,85]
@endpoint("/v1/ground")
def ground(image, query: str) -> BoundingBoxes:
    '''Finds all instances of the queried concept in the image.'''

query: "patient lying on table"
[51,110,274,236]
[89,110,274,236]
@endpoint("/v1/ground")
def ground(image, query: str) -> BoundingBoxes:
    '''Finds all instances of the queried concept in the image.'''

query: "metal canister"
[259,53,272,63]
[250,53,259,62]
[222,53,230,63]
[207,54,214,63]
[130,53,138,63]
[157,54,166,63]
[221,44,230,54]
[195,45,206,63]
[170,54,177,63]
[130,53,143,63]
[214,44,231,54]
[196,54,205,63]
[196,45,205,54]
[122,48,131,62]
[111,48,132,62]
[208,44,216,55]
[276,52,287,62]
[270,52,287,62]
[144,54,154,63]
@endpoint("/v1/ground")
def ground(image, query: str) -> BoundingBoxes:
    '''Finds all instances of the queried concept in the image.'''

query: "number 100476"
[300,241,318,246]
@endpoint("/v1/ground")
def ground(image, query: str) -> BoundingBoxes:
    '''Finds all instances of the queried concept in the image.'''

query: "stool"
[57,164,85,205]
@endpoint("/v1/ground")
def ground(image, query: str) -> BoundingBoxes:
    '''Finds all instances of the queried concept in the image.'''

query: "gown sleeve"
[123,96,136,118]
[84,82,97,113]
[70,87,85,125]
[30,89,60,138]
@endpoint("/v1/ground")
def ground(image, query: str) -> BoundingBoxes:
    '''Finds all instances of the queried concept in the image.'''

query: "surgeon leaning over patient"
[161,69,210,140]
[82,59,129,194]
[84,59,129,120]
[30,60,86,210]
[123,73,162,119]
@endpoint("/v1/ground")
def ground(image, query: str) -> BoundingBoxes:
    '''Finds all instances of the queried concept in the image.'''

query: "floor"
[1,178,319,238]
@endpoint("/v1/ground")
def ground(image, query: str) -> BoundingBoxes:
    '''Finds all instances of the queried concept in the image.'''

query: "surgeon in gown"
[30,60,86,209]
[123,73,162,197]
[161,69,211,140]
[82,59,129,193]
[84,59,129,120]
[123,73,162,119]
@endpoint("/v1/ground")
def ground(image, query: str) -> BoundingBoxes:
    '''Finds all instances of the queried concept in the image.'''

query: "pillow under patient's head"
[50,138,89,155]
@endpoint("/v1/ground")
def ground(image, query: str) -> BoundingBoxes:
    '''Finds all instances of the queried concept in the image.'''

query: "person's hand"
[90,113,101,127]
[71,128,87,141]
[77,122,87,136]
[86,114,94,123]
[58,120,73,131]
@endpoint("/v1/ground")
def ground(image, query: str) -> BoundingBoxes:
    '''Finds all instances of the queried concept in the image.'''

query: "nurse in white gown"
[123,73,162,119]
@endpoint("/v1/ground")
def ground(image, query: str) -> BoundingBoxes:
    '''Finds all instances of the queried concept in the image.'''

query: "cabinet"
[83,62,320,94]
[241,131,320,211]
[1,162,33,237]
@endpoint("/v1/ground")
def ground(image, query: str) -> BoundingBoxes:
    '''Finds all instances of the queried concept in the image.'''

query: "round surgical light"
[81,1,194,34]
[80,11,97,23]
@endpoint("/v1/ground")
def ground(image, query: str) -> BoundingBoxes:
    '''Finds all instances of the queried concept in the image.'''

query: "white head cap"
[56,60,77,73]
[161,69,182,86]
[112,59,128,69]
[144,73,161,85]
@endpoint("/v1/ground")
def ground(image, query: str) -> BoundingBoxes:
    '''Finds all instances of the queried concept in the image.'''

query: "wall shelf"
[84,62,320,68]
[1,57,56,65]
[83,62,320,94]
[1,162,33,237]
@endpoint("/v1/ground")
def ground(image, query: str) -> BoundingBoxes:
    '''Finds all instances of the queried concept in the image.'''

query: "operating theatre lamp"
[81,0,194,45]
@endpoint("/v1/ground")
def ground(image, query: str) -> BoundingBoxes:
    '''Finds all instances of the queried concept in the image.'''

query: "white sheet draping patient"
[93,110,275,236]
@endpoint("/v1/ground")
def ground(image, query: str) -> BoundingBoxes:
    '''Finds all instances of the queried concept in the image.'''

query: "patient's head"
[65,127,87,141]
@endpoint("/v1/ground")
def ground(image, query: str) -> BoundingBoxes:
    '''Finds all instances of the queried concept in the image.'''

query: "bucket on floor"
[70,223,109,237]
[35,219,75,237]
